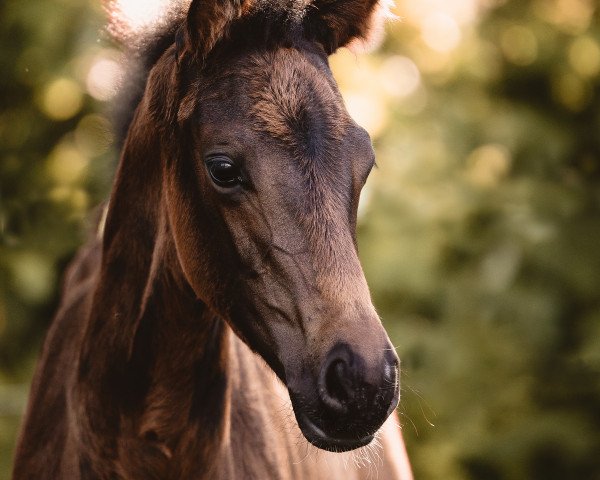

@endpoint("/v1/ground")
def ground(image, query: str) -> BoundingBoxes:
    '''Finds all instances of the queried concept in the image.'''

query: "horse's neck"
[135,256,232,478]
[76,213,232,478]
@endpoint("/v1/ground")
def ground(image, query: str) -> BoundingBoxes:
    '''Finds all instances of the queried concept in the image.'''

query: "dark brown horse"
[13,0,412,478]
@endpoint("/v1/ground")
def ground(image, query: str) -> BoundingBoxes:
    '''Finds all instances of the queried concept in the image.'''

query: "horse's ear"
[304,0,395,55]
[182,0,252,63]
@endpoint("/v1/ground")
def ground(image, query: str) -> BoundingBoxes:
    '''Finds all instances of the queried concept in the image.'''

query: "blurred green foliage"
[0,0,113,476]
[1,0,599,479]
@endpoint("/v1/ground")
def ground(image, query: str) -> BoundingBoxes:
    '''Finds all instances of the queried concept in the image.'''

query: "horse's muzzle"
[291,343,400,452]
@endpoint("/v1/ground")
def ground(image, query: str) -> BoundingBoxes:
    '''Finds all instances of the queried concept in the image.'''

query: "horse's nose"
[318,343,399,425]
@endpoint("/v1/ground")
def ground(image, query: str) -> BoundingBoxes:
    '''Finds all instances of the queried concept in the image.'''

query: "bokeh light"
[568,36,600,78]
[86,51,123,101]
[46,140,89,185]
[421,12,462,53]
[500,25,538,66]
[39,78,84,121]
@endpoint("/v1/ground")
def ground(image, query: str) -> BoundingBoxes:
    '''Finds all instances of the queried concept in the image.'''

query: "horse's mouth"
[297,413,375,453]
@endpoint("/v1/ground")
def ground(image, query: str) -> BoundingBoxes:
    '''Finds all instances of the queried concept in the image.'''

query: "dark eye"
[205,156,243,188]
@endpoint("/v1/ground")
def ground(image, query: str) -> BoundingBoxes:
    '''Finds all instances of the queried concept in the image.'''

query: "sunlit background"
[1,0,600,478]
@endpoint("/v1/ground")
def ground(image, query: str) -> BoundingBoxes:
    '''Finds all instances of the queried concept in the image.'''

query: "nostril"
[326,360,350,404]
[383,347,400,383]
[319,353,355,414]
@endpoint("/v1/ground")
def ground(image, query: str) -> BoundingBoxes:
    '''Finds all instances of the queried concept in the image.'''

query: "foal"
[13,0,412,478]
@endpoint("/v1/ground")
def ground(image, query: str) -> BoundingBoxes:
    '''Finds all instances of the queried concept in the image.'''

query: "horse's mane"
[104,0,185,147]
[104,0,395,146]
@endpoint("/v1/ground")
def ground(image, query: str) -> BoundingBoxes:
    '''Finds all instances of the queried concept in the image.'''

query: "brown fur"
[13,1,412,479]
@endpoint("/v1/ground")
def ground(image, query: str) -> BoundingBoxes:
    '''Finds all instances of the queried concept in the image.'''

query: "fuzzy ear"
[183,0,253,63]
[304,0,395,55]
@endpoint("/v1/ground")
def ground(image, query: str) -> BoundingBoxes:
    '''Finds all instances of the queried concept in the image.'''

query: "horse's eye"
[206,157,243,188]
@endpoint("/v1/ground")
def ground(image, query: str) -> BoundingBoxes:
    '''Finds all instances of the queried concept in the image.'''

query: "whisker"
[404,383,437,427]
[398,411,419,436]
